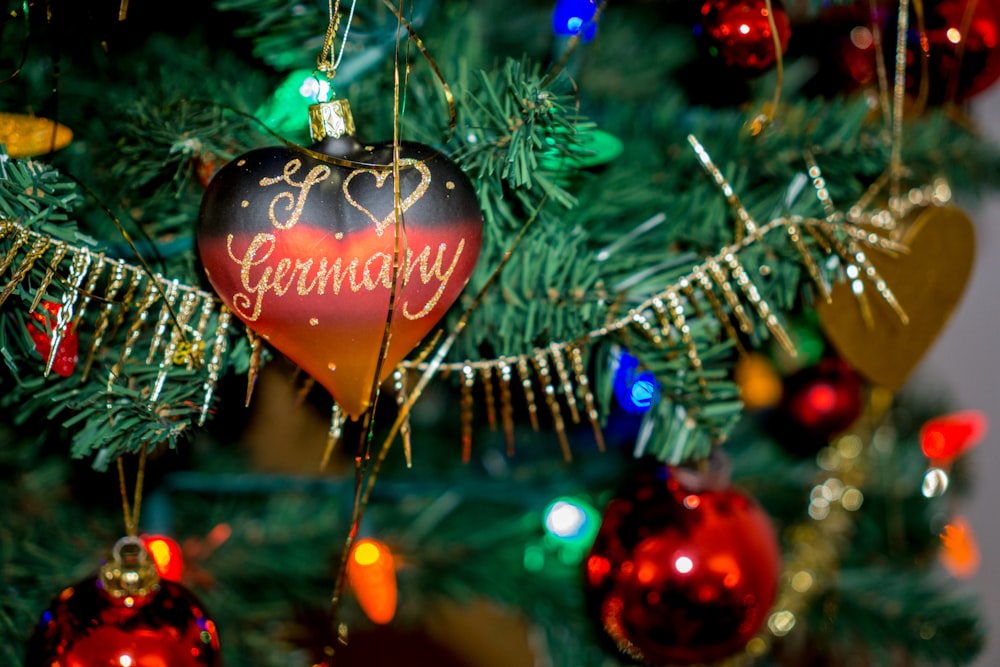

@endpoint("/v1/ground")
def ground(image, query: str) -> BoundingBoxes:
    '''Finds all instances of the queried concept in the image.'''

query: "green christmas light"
[538,125,623,173]
[543,496,600,548]
[254,69,331,142]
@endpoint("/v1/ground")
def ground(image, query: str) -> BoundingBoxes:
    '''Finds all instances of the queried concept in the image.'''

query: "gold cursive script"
[225,232,466,322]
[258,157,432,236]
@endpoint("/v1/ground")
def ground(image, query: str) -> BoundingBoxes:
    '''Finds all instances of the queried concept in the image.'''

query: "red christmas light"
[142,534,185,582]
[920,410,988,463]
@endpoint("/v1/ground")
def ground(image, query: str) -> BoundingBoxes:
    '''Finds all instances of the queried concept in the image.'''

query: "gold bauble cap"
[309,99,356,142]
[99,536,161,605]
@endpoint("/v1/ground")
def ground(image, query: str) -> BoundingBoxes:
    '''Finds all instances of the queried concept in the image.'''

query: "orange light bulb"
[940,516,980,579]
[346,538,397,624]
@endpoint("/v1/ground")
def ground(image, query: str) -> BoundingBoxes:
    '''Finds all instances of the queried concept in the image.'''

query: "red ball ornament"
[585,463,781,665]
[197,100,483,419]
[26,538,220,667]
[916,0,1000,101]
[773,357,863,455]
[26,301,78,377]
[700,0,792,72]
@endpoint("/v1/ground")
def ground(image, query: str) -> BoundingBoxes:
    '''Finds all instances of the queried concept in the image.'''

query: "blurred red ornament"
[825,0,1000,99]
[700,0,792,71]
[142,534,185,582]
[771,357,863,455]
[916,0,1000,101]
[26,301,78,377]
[920,410,988,463]
[584,463,781,665]
[347,538,398,625]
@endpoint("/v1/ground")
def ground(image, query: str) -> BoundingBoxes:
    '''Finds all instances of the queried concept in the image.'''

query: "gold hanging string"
[326,3,411,652]
[316,0,344,83]
[324,194,552,645]
[890,0,912,219]
[379,0,457,135]
[869,0,894,134]
[116,444,150,537]
[911,0,932,115]
[944,0,981,107]
[746,0,785,136]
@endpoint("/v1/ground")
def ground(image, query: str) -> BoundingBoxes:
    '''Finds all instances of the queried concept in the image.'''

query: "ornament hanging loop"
[99,536,161,602]
[315,0,359,90]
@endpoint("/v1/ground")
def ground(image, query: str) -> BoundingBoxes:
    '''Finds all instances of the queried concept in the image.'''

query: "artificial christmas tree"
[0,0,996,665]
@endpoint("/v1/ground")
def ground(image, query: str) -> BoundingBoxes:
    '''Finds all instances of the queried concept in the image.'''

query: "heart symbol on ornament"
[197,106,483,418]
[816,205,975,390]
[343,159,431,237]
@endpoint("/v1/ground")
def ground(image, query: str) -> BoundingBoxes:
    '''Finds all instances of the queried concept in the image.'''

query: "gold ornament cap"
[99,536,161,606]
[309,99,356,142]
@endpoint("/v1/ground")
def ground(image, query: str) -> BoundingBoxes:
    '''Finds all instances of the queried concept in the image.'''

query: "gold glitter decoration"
[146,281,181,365]
[480,365,498,432]
[29,242,68,312]
[725,254,795,356]
[45,248,92,376]
[0,235,50,308]
[83,262,128,381]
[108,280,160,395]
[0,222,29,276]
[393,369,414,467]
[245,328,263,407]
[72,253,108,330]
[498,361,516,455]
[549,344,580,424]
[460,363,476,463]
[320,402,347,471]
[150,291,200,403]
[200,308,232,426]
[664,289,709,392]
[533,350,571,462]
[517,356,540,432]
[570,346,605,452]
[688,134,758,239]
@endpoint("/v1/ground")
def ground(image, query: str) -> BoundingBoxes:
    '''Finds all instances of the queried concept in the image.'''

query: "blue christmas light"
[552,0,600,42]
[611,348,661,414]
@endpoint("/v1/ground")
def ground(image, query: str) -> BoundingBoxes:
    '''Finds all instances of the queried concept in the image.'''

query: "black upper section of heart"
[197,136,482,239]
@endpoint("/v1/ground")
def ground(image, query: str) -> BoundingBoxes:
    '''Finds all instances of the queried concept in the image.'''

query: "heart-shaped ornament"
[197,100,483,418]
[816,205,975,390]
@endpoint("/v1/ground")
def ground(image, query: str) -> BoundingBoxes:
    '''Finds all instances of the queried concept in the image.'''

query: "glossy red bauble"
[198,105,483,419]
[584,464,781,665]
[26,576,220,667]
[700,0,792,72]
[27,301,78,377]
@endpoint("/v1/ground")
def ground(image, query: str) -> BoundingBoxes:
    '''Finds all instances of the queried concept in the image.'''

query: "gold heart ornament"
[817,205,976,390]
